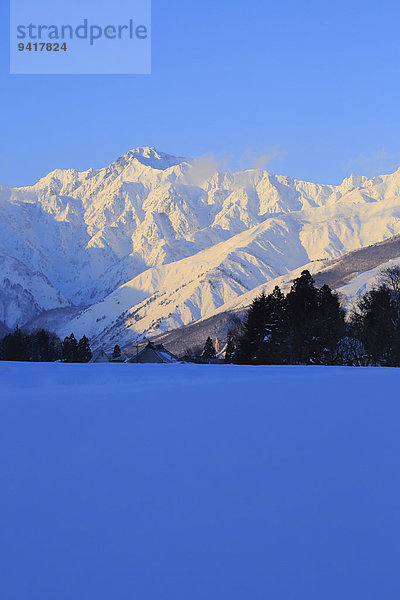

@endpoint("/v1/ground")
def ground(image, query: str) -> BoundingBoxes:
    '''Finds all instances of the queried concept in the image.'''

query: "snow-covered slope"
[0,252,70,328]
[151,234,400,357]
[198,232,400,317]
[52,217,310,347]
[2,146,400,342]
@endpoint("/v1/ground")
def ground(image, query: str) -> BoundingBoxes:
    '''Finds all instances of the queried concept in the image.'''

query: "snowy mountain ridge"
[2,146,400,347]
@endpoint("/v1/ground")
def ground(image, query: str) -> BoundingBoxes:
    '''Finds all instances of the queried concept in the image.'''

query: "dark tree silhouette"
[202,337,216,359]
[0,326,30,361]
[235,272,345,365]
[77,335,93,363]
[350,284,400,366]
[30,329,61,362]
[61,333,79,363]
[257,286,288,364]
[224,333,235,364]
[224,316,245,363]
[112,344,122,359]
[0,327,61,362]
[235,291,269,364]
[284,271,344,364]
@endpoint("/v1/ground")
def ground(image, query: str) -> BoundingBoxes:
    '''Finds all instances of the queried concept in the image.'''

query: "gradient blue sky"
[1,0,400,187]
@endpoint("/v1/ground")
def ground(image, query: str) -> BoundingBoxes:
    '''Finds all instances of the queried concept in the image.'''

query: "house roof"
[90,349,110,363]
[127,342,178,363]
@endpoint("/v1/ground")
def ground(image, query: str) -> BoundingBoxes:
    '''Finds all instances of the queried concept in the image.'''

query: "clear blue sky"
[1,0,400,187]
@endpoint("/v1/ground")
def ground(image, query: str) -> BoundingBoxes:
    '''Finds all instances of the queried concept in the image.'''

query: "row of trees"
[226,268,400,367]
[0,328,93,363]
[60,333,93,363]
[3,267,400,366]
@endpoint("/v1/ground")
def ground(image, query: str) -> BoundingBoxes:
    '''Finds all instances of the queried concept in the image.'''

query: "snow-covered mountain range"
[2,146,400,349]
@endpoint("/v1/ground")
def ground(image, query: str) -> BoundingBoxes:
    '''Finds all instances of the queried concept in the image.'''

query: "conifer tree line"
[0,328,93,363]
[2,267,400,366]
[226,267,400,367]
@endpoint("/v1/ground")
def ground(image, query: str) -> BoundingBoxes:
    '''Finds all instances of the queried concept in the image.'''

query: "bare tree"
[333,336,372,366]
[180,345,203,360]
[379,266,400,297]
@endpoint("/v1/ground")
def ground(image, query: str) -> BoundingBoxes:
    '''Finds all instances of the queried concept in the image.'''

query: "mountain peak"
[115,146,187,171]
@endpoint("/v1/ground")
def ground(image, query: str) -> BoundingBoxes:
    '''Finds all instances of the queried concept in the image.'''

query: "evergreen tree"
[112,344,122,359]
[235,291,269,363]
[61,333,79,362]
[224,317,245,363]
[285,272,345,364]
[0,325,30,361]
[236,287,289,365]
[235,274,345,365]
[47,334,61,362]
[202,336,216,359]
[257,286,288,364]
[0,327,61,362]
[224,332,235,363]
[30,329,61,362]
[77,335,92,363]
[31,329,50,362]
[350,284,400,366]
[314,284,345,364]
[285,270,320,363]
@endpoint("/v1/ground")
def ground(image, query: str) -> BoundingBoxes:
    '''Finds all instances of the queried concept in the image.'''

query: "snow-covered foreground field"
[1,362,400,600]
